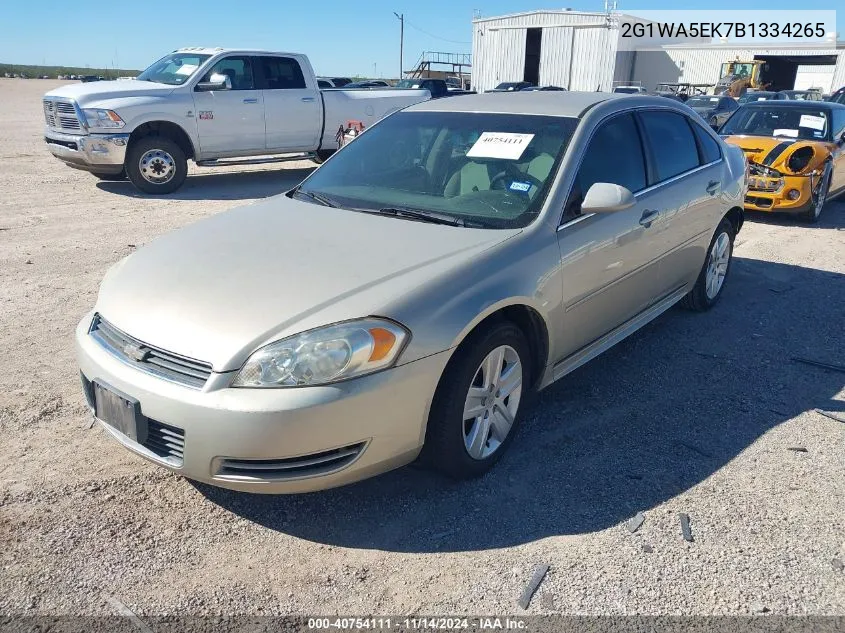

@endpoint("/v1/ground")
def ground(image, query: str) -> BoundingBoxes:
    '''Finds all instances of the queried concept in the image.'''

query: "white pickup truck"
[42,48,430,193]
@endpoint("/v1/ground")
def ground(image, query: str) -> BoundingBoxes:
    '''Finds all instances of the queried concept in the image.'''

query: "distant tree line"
[0,63,141,79]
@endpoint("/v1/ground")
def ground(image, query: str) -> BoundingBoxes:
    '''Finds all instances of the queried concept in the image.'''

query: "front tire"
[680,218,735,312]
[801,164,831,224]
[420,321,531,479]
[125,136,188,194]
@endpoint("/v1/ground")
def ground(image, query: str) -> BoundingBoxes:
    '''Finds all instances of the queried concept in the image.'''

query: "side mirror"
[581,182,636,213]
[195,73,231,92]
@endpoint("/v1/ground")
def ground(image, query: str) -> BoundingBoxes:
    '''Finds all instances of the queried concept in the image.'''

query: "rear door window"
[257,56,307,90]
[638,111,700,183]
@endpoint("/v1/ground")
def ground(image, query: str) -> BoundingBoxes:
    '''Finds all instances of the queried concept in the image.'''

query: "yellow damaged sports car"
[719,100,845,222]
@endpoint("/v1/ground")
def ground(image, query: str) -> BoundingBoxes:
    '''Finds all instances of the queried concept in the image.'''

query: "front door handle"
[243,98,259,104]
[706,180,720,195]
[301,97,316,102]
[639,209,660,227]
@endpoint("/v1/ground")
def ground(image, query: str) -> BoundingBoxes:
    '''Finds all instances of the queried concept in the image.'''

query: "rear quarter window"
[691,122,722,164]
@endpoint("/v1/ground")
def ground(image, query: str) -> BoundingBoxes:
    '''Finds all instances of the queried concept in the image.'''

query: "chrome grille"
[216,443,367,481]
[43,98,82,131]
[90,314,213,389]
[143,420,185,466]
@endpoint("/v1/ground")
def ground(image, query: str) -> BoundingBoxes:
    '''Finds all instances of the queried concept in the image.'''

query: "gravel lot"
[1,78,844,618]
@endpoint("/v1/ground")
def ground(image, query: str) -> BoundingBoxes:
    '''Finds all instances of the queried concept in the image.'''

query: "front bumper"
[744,174,815,214]
[75,314,449,493]
[45,130,128,174]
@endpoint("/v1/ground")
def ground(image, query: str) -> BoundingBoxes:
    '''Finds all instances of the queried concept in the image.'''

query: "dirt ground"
[1,78,844,618]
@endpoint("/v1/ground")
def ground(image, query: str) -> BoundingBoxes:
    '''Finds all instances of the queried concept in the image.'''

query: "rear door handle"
[706,180,720,195]
[243,98,259,104]
[639,209,660,227]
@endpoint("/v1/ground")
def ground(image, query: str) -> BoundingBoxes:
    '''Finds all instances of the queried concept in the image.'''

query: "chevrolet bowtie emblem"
[123,343,150,362]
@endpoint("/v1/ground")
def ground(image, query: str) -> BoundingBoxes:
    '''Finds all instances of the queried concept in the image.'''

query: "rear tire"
[680,218,735,312]
[420,321,531,479]
[125,136,188,195]
[312,149,335,165]
[91,169,126,181]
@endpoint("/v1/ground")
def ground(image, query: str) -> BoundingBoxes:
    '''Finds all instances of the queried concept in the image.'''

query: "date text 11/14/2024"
[307,617,528,630]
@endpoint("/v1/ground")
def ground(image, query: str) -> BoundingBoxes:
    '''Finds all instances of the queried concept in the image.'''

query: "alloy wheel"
[705,231,731,300]
[462,345,523,460]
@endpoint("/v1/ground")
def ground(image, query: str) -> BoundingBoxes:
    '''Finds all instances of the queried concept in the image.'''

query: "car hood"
[722,134,834,173]
[95,196,520,372]
[44,80,174,107]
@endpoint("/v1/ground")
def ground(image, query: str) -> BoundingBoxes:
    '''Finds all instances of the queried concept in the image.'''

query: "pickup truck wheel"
[91,169,126,181]
[126,136,187,194]
[680,218,735,312]
[312,150,335,165]
[420,322,530,479]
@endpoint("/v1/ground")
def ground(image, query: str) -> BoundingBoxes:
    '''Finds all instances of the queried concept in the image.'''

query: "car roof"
[741,100,843,110]
[405,91,650,117]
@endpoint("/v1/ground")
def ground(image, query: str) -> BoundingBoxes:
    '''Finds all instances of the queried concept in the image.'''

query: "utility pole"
[394,12,404,79]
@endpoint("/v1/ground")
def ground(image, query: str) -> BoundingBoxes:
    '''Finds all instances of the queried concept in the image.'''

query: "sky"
[0,1,841,77]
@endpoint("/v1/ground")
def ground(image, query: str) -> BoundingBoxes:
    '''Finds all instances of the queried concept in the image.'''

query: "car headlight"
[82,109,125,129]
[231,318,409,388]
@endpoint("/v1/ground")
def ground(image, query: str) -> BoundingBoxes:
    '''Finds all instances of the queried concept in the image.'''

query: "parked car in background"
[80,75,102,83]
[345,80,391,89]
[720,100,845,222]
[487,81,534,92]
[737,91,784,104]
[613,85,646,94]
[686,95,739,128]
[317,79,333,89]
[395,78,474,98]
[76,91,745,493]
[522,85,566,91]
[778,89,823,101]
[328,77,352,87]
[824,87,845,104]
[42,48,430,194]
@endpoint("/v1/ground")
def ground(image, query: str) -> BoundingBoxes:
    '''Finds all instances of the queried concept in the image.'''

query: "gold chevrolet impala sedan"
[77,92,747,493]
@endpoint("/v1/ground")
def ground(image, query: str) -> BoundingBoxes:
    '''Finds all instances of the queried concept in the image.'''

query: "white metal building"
[471,10,705,93]
[471,9,845,94]
[631,43,845,94]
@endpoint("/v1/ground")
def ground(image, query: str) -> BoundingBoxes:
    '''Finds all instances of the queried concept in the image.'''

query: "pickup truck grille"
[43,99,82,131]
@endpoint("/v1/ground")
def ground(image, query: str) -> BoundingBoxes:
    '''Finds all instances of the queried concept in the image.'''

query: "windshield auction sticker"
[467,132,535,160]
[799,114,826,131]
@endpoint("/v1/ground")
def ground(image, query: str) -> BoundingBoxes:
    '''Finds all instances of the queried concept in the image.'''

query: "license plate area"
[93,381,148,444]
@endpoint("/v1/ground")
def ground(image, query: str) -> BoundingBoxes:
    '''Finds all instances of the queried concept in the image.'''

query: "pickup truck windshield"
[720,107,830,141]
[137,53,211,85]
[297,111,578,229]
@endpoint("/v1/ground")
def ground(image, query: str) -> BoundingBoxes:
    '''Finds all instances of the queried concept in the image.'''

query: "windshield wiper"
[373,206,470,227]
[291,188,340,208]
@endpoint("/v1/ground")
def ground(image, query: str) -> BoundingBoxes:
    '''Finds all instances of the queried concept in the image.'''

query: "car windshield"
[687,96,720,107]
[614,87,641,94]
[295,111,578,229]
[494,83,524,91]
[395,79,422,88]
[137,53,211,85]
[720,107,830,141]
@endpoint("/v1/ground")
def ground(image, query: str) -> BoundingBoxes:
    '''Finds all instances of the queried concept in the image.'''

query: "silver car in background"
[76,92,746,493]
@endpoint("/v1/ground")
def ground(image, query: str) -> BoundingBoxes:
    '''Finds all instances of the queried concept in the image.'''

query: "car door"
[192,55,265,156]
[258,55,322,151]
[554,112,666,363]
[829,107,845,195]
[636,110,726,294]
